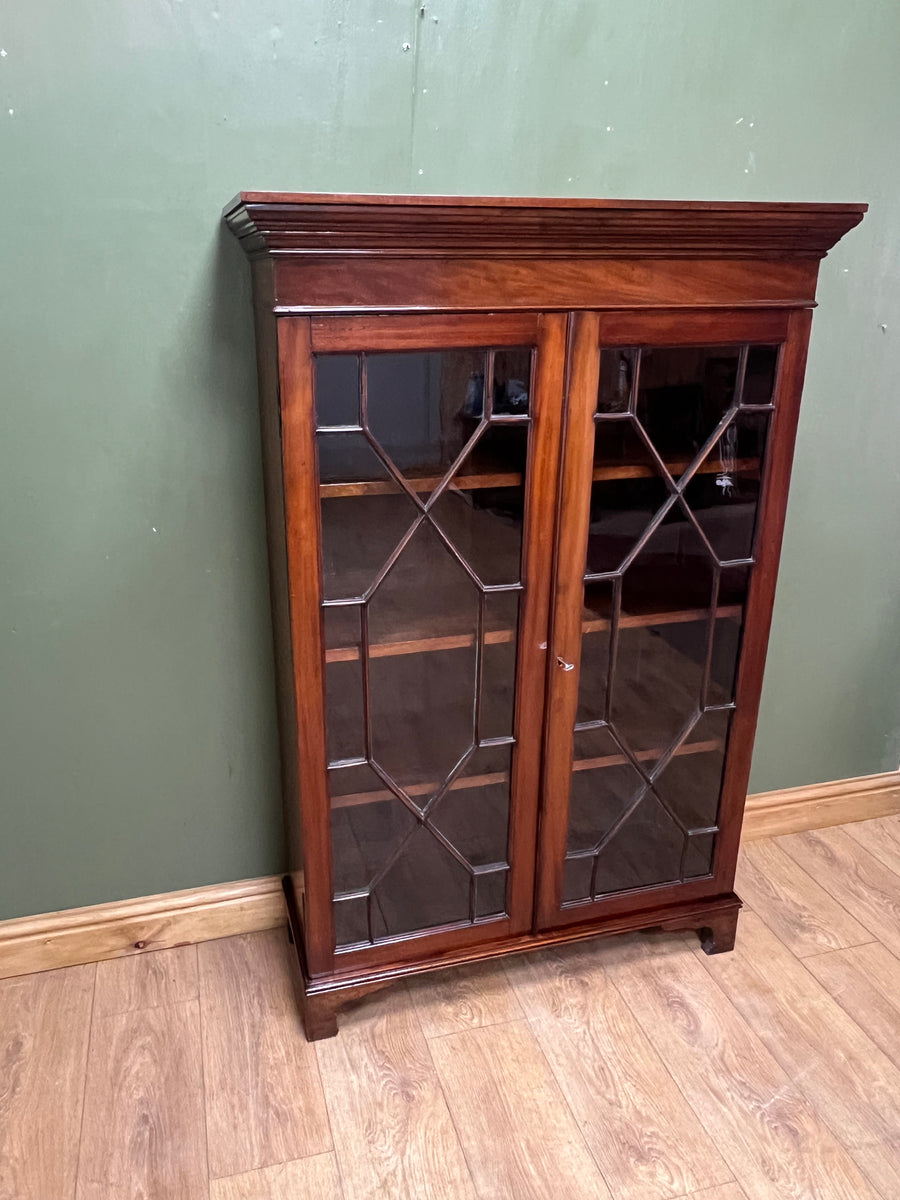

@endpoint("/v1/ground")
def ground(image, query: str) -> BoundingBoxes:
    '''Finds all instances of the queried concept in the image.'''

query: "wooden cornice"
[223,192,866,260]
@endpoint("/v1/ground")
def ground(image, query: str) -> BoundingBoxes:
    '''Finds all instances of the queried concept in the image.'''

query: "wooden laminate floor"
[4,816,900,1199]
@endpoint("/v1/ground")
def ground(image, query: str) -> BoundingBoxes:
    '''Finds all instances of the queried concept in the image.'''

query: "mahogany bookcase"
[225,193,864,1039]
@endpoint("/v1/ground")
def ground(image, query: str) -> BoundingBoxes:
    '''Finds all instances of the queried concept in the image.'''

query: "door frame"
[282,310,567,976]
[535,306,802,930]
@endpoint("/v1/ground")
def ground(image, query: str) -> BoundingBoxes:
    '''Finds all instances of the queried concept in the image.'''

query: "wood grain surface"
[697,911,900,1199]
[599,932,881,1200]
[806,940,900,1072]
[198,931,331,1179]
[77,1000,207,1200]
[777,825,900,957]
[503,945,732,1200]
[429,1018,613,1200]
[735,839,871,957]
[315,986,477,1200]
[209,1153,343,1200]
[0,965,94,1200]
[407,959,524,1039]
[5,819,900,1200]
[93,943,198,1017]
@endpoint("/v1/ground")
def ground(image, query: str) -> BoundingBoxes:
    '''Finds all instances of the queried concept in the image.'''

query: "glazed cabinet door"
[282,313,566,973]
[536,309,807,930]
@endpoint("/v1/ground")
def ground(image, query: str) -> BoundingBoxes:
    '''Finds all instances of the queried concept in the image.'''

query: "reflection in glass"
[597,348,637,414]
[586,421,670,577]
[314,347,533,947]
[684,411,770,563]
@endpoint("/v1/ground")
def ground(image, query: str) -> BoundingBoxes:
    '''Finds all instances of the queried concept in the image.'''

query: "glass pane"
[563,856,593,905]
[684,833,716,879]
[645,709,731,829]
[636,345,741,464]
[592,791,684,895]
[567,727,644,854]
[431,744,511,867]
[315,355,359,426]
[492,348,533,416]
[372,825,472,939]
[683,411,770,563]
[317,343,531,946]
[619,506,716,615]
[743,345,779,406]
[430,425,527,586]
[333,896,368,947]
[318,433,420,602]
[586,419,671,576]
[612,614,709,755]
[563,341,773,908]
[330,771,417,894]
[475,869,508,918]
[577,580,614,724]
[710,614,742,702]
[480,591,519,740]
[367,349,485,478]
[597,347,637,414]
[323,606,363,764]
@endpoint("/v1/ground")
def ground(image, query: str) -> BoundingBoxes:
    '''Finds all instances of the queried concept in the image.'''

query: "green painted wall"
[2,1,898,921]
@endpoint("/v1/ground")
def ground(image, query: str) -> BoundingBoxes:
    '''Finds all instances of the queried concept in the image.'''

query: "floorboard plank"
[93,944,198,1017]
[0,964,94,1200]
[198,930,331,1180]
[599,932,881,1200]
[209,1151,343,1200]
[697,911,900,1199]
[315,986,477,1200]
[736,840,871,957]
[407,959,524,1039]
[76,999,207,1200]
[777,825,900,957]
[429,1018,613,1200]
[503,944,732,1200]
[843,812,900,874]
[806,941,900,1071]
[686,1185,748,1200]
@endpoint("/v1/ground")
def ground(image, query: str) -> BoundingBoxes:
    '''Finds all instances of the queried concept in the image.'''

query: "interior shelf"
[320,456,760,499]
[330,735,724,810]
[325,602,741,664]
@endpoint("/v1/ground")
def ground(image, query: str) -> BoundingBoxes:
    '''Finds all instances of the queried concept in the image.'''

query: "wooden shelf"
[320,457,760,499]
[330,736,723,810]
[325,603,742,664]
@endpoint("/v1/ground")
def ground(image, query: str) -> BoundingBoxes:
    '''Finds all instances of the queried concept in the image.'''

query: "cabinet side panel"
[714,307,814,885]
[277,316,335,976]
[250,261,304,901]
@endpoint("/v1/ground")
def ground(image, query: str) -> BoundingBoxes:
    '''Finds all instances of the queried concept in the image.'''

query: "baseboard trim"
[742,770,900,841]
[3,770,899,980]
[0,875,285,981]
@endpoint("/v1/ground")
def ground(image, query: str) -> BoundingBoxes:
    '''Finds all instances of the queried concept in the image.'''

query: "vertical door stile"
[535,312,601,928]
[536,313,788,929]
[506,312,568,933]
[308,313,560,964]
